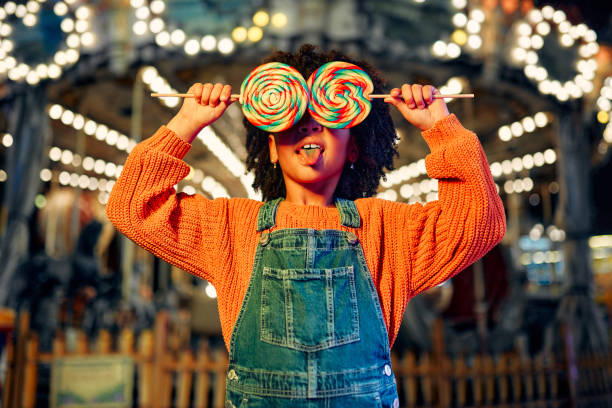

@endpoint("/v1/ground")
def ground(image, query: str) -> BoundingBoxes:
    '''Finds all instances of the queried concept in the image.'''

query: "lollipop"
[239,62,309,132]
[151,62,474,131]
[307,61,374,129]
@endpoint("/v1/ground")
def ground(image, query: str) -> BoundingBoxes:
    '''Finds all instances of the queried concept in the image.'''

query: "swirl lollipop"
[307,61,374,129]
[240,62,309,132]
[151,62,474,130]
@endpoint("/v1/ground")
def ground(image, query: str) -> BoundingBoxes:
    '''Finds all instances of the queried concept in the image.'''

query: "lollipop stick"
[151,93,474,99]
[150,93,474,99]
[368,93,474,99]
[151,93,241,99]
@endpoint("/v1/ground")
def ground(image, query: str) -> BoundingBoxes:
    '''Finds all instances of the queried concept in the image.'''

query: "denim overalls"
[225,198,399,407]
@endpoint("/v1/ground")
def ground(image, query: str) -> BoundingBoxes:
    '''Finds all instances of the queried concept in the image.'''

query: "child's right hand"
[167,83,234,143]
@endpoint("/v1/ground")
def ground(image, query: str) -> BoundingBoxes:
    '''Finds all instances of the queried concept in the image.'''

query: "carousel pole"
[0,86,51,306]
[555,102,609,405]
[69,100,86,251]
[121,68,145,302]
[473,259,488,354]
[110,0,139,303]
[555,103,608,351]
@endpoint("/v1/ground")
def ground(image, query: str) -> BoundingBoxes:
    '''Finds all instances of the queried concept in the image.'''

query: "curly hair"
[244,44,399,201]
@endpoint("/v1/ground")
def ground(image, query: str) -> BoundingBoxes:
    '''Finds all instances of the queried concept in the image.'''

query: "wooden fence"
[3,311,612,407]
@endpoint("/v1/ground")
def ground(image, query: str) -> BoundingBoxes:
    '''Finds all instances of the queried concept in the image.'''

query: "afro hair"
[244,44,399,201]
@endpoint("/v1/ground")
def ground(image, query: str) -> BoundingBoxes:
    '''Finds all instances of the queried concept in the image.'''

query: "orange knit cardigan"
[106,114,506,350]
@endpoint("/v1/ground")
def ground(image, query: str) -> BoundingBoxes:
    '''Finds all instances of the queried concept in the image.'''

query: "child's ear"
[268,134,278,164]
[347,134,359,163]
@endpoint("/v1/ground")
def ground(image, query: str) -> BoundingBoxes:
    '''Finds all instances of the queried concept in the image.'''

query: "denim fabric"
[226,198,399,408]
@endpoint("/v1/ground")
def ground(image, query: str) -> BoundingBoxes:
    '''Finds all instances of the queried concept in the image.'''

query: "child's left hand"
[385,84,450,131]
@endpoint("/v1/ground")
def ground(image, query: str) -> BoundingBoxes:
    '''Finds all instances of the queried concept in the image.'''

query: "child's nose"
[297,117,322,134]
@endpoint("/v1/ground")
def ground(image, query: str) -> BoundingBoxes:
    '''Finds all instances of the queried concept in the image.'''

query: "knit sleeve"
[105,125,230,285]
[394,114,506,296]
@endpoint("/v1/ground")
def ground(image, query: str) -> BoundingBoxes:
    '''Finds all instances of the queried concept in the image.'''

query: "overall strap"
[335,198,361,228]
[256,198,283,232]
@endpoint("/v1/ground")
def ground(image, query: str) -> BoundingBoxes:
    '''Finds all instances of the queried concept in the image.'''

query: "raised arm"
[384,84,506,295]
[106,127,229,282]
[106,83,237,284]
[403,115,505,295]
[359,114,505,347]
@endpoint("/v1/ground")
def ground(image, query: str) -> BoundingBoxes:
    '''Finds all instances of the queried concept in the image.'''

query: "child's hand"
[167,83,234,143]
[385,84,449,131]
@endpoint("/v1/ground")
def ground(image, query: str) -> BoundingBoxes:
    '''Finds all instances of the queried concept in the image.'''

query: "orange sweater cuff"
[421,114,468,152]
[142,125,192,159]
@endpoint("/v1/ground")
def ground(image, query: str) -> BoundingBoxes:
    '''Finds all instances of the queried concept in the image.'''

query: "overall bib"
[225,198,399,408]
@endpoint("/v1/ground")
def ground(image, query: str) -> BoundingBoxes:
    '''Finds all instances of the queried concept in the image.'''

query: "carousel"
[0,0,611,406]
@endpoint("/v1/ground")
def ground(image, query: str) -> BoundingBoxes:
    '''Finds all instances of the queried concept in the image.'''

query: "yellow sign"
[51,355,134,408]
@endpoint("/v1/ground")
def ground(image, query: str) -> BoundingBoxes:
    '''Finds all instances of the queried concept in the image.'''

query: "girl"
[107,45,506,407]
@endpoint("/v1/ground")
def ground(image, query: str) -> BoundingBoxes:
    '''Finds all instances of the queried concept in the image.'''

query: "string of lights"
[196,126,260,200]
[0,0,96,84]
[520,250,563,265]
[47,104,137,154]
[490,149,557,178]
[597,77,612,153]
[497,112,550,142]
[510,5,599,102]
[45,102,252,198]
[431,0,484,59]
[141,66,180,109]
[46,144,230,200]
[0,129,230,203]
[130,1,287,56]
[0,0,603,123]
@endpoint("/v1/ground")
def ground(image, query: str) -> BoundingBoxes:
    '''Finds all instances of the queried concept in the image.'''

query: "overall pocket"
[260,266,360,351]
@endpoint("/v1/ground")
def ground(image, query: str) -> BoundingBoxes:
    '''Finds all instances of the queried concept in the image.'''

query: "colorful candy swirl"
[307,61,374,129]
[240,62,309,132]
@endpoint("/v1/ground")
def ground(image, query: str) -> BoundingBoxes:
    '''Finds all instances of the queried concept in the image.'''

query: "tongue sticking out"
[298,148,322,166]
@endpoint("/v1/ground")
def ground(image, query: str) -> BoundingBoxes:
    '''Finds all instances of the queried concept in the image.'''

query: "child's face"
[268,113,354,189]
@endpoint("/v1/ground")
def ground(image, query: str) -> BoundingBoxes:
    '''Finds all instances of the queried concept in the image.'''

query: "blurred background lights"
[149,18,164,33]
[201,35,216,51]
[597,111,609,124]
[184,38,200,55]
[0,2,610,365]
[432,6,483,58]
[155,31,170,47]
[218,38,235,54]
[150,0,165,14]
[512,6,599,101]
[453,13,467,27]
[232,26,247,43]
[248,26,263,42]
[1,0,96,84]
[47,104,135,153]
[130,2,269,56]
[140,67,179,108]
[205,283,217,299]
[40,168,52,182]
[497,113,549,142]
[253,11,269,27]
[133,21,147,36]
[170,29,186,46]
[271,12,288,28]
[432,41,447,57]
[2,133,13,147]
[34,194,46,209]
